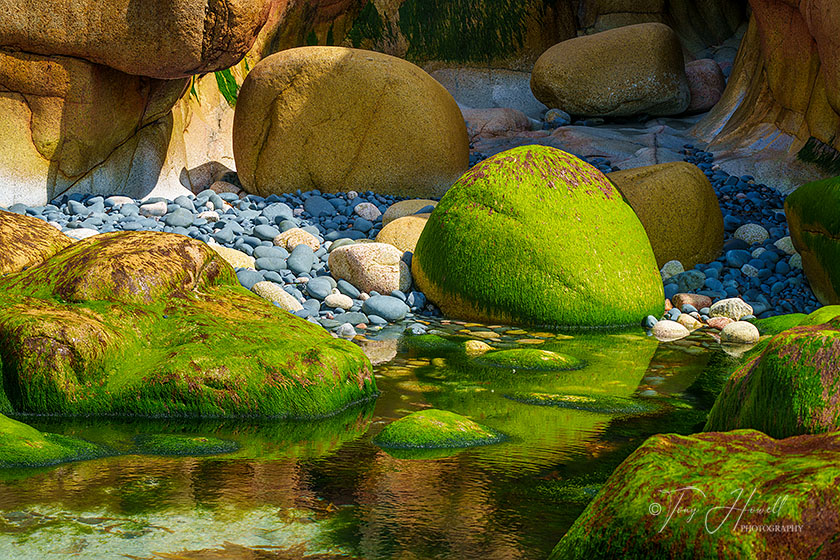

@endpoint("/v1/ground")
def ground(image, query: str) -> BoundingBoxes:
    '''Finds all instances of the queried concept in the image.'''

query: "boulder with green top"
[705,317,840,438]
[0,209,72,275]
[373,409,506,449]
[0,230,376,418]
[412,145,664,327]
[786,176,840,304]
[0,413,106,468]
[550,429,840,559]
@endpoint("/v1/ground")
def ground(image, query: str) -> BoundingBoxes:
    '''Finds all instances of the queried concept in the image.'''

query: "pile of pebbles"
[2,188,441,336]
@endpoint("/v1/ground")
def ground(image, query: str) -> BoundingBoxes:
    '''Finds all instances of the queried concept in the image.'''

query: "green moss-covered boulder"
[412,145,663,328]
[372,409,506,449]
[786,176,840,304]
[133,434,239,456]
[472,348,583,371]
[704,318,840,438]
[0,209,72,275]
[506,392,658,415]
[550,430,840,559]
[0,231,376,418]
[0,413,105,468]
[752,306,840,336]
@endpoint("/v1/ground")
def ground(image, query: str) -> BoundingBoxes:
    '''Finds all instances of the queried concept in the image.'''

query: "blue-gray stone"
[407,291,426,309]
[288,245,315,275]
[263,203,293,222]
[676,270,705,292]
[680,304,697,314]
[278,219,298,232]
[353,218,373,232]
[414,205,435,215]
[337,279,361,299]
[307,277,333,300]
[643,315,658,329]
[164,208,194,228]
[304,195,336,217]
[253,245,288,259]
[255,257,286,272]
[253,224,281,241]
[362,295,409,322]
[368,314,388,326]
[237,269,263,290]
[303,299,321,312]
[212,228,236,245]
[725,250,752,269]
[667,308,681,321]
[174,195,195,211]
[68,200,90,216]
[218,192,239,202]
[339,312,368,324]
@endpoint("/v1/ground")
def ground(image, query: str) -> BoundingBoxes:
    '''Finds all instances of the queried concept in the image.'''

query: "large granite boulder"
[551,429,840,559]
[705,317,840,438]
[233,46,469,198]
[0,230,375,418]
[608,162,724,269]
[531,23,690,117]
[0,209,72,275]
[411,145,663,327]
[786,176,840,304]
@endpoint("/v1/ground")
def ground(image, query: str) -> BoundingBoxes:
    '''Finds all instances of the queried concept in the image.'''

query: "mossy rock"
[550,429,840,559]
[133,434,239,456]
[506,392,658,415]
[704,318,840,438]
[412,145,663,328]
[800,305,840,326]
[472,349,583,371]
[0,209,72,275]
[372,409,506,449]
[785,176,840,304]
[0,413,106,468]
[402,333,466,356]
[750,312,807,336]
[0,231,376,418]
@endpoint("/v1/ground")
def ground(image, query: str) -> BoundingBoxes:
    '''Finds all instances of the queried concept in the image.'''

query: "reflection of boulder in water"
[506,393,660,415]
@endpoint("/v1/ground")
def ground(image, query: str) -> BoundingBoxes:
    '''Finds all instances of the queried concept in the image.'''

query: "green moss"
[550,430,840,559]
[0,414,106,468]
[402,333,466,357]
[214,68,239,107]
[796,136,840,176]
[800,305,840,326]
[372,409,506,449]
[0,231,376,419]
[506,392,658,415]
[397,0,536,63]
[751,312,807,335]
[704,318,840,438]
[347,1,386,48]
[413,145,663,328]
[132,434,239,456]
[473,349,583,371]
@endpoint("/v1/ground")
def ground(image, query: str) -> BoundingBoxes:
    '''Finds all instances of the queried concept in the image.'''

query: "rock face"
[531,23,690,117]
[693,0,840,193]
[608,162,723,269]
[550,429,840,559]
[0,210,72,275]
[785,176,840,304]
[0,230,375,418]
[705,318,840,438]
[412,145,664,327]
[0,0,271,79]
[233,46,469,198]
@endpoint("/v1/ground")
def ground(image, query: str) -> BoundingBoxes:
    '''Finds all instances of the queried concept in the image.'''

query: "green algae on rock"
[506,392,658,415]
[0,209,72,275]
[0,231,376,419]
[705,317,840,438]
[412,145,663,328]
[786,176,840,304]
[752,306,840,336]
[373,409,506,449]
[133,434,239,456]
[473,349,583,371]
[550,430,840,560]
[0,413,105,468]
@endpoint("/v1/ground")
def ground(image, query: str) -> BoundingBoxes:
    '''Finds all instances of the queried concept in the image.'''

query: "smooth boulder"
[531,23,690,117]
[608,162,724,268]
[375,214,430,254]
[412,145,664,327]
[0,209,72,274]
[233,47,469,198]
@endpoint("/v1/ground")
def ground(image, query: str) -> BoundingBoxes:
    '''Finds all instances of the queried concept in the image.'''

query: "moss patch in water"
[0,414,105,468]
[506,392,658,415]
[133,434,239,456]
[373,409,506,449]
[473,348,583,371]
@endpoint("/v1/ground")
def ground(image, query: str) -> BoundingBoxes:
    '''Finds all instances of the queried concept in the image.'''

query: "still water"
[0,321,721,559]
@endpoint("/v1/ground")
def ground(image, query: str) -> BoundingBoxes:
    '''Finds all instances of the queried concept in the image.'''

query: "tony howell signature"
[648,486,801,534]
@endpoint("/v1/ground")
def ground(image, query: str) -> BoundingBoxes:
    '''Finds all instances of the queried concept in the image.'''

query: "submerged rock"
[412,145,663,327]
[550,429,840,559]
[132,434,239,457]
[0,231,375,418]
[472,349,583,371]
[0,413,106,468]
[373,409,505,449]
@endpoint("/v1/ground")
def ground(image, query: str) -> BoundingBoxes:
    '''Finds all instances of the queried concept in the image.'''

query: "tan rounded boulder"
[607,161,723,269]
[0,209,72,274]
[328,243,411,294]
[382,199,438,226]
[531,23,689,117]
[375,214,430,254]
[233,47,469,198]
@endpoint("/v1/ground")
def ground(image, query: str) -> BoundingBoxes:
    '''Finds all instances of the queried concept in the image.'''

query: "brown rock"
[328,243,411,294]
[382,199,438,226]
[664,298,673,312]
[274,228,320,251]
[461,107,532,140]
[707,316,733,330]
[608,162,724,269]
[671,293,712,311]
[0,209,72,275]
[0,0,271,79]
[685,58,726,113]
[233,47,469,198]
[375,214,430,254]
[531,23,690,117]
